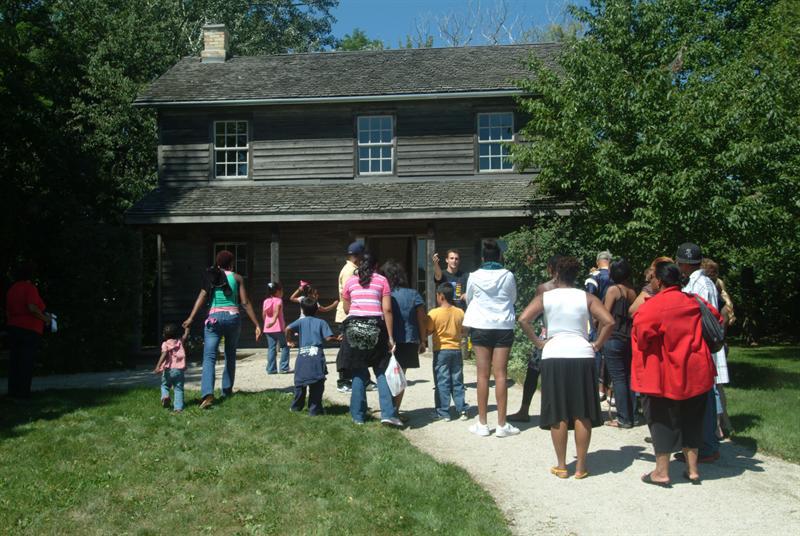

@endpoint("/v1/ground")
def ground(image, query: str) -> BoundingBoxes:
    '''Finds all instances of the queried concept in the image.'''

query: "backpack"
[694,295,725,353]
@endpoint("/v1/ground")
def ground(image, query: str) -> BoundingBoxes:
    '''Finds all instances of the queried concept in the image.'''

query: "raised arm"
[318,299,340,313]
[518,295,545,349]
[432,252,443,282]
[237,275,262,340]
[289,286,303,304]
[184,289,208,328]
[181,325,191,343]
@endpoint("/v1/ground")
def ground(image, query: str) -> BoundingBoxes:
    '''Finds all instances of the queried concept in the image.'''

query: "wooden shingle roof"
[135,44,561,106]
[125,177,550,224]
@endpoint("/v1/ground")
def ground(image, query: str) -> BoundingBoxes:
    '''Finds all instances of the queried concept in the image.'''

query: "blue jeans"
[604,338,635,426]
[201,312,241,398]
[433,350,468,417]
[350,365,396,423]
[701,388,720,456]
[266,332,290,373]
[161,368,185,410]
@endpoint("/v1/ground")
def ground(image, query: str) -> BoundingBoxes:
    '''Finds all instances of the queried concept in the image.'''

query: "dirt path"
[5,350,799,535]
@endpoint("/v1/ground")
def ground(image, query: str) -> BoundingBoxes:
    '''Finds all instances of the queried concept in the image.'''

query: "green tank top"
[210,271,239,309]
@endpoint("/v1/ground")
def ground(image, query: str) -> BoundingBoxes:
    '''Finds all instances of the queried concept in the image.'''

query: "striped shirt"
[343,273,391,317]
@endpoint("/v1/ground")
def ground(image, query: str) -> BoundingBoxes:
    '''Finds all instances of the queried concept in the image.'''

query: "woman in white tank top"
[519,257,614,479]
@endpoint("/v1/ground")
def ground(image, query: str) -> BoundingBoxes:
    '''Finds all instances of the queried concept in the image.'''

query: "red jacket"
[631,286,719,400]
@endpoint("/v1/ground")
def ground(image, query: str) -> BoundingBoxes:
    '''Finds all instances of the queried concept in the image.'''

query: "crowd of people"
[142,238,732,487]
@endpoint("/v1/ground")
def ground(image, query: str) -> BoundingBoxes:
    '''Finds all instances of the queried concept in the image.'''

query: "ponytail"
[358,252,378,288]
[203,265,232,298]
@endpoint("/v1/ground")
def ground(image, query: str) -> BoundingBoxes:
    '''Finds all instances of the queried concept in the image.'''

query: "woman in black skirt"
[519,256,614,479]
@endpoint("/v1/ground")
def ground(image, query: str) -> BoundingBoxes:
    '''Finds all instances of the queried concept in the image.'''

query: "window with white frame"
[357,115,394,174]
[214,121,249,178]
[478,112,514,171]
[213,242,248,277]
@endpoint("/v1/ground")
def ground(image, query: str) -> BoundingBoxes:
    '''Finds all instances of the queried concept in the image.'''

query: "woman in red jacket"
[632,262,720,487]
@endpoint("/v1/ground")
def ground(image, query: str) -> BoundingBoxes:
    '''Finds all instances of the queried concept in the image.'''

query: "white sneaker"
[459,412,469,421]
[381,417,403,428]
[495,422,520,438]
[469,422,491,437]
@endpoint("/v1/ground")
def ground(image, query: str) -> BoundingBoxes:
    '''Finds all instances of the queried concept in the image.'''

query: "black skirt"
[539,358,603,430]
[394,342,420,369]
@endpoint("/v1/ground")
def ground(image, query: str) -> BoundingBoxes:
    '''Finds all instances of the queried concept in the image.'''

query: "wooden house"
[127,24,561,343]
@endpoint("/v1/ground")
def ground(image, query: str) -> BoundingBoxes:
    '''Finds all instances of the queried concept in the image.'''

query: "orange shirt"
[426,306,464,351]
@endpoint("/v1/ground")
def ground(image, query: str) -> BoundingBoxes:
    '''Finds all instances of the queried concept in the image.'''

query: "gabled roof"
[125,176,555,224]
[134,43,560,107]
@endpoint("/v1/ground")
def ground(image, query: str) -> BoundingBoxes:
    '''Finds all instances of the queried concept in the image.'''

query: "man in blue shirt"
[585,250,612,399]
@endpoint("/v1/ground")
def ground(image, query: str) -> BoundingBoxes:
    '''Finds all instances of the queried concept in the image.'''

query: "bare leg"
[491,347,511,427]
[574,417,592,475]
[649,453,671,483]
[550,421,568,470]
[683,447,700,479]
[473,345,492,425]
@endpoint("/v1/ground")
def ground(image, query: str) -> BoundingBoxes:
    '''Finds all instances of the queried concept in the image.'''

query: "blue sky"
[331,0,589,47]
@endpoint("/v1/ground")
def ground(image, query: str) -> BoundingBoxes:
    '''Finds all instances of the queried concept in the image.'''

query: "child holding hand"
[285,297,340,415]
[426,284,469,421]
[154,323,190,412]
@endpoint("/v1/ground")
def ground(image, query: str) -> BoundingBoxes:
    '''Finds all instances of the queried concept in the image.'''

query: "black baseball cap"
[676,242,702,264]
[347,241,365,255]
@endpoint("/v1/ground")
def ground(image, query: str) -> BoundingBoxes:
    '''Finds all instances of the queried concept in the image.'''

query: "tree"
[337,28,384,50]
[511,0,799,340]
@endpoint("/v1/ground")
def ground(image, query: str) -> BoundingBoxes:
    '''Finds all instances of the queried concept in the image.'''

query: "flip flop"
[641,472,671,488]
[550,467,569,479]
[682,471,701,485]
[574,471,590,480]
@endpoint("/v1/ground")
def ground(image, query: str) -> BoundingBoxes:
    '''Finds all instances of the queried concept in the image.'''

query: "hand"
[153,367,160,374]
[388,339,396,354]
[287,341,296,348]
[534,337,547,350]
[432,252,440,264]
[255,326,262,341]
[182,318,192,329]
[336,334,343,342]
[418,342,426,354]
[591,342,600,353]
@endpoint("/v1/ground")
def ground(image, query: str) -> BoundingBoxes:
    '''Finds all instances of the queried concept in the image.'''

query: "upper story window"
[357,115,394,175]
[214,121,249,178]
[478,112,514,172]
[213,242,248,277]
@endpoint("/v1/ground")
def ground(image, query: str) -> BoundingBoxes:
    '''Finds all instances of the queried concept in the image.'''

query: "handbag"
[694,296,725,353]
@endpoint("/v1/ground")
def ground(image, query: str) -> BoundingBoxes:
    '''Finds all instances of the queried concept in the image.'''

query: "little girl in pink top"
[263,282,290,374]
[154,323,190,412]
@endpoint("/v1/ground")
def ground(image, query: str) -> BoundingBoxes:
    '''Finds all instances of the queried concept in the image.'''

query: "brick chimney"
[201,24,230,63]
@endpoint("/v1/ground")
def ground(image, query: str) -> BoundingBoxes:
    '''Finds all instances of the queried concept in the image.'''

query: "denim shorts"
[470,328,514,348]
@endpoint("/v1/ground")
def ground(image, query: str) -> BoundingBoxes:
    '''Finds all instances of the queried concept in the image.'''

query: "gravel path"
[5,349,799,535]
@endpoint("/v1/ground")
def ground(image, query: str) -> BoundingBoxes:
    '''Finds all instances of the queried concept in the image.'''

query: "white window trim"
[357,115,395,176]
[213,120,249,179]
[477,112,515,173]
[213,242,249,277]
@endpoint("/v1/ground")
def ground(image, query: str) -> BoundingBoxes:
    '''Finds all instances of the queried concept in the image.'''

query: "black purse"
[694,296,725,353]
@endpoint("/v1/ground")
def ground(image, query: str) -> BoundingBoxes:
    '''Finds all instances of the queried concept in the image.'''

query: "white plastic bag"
[384,354,407,396]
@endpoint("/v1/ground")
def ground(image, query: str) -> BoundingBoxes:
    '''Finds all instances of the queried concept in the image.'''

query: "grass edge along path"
[0,388,510,535]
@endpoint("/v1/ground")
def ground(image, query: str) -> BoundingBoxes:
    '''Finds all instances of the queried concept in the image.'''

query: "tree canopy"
[337,28,384,50]
[511,0,799,340]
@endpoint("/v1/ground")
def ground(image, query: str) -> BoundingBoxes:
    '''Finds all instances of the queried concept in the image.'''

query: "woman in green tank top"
[184,250,261,409]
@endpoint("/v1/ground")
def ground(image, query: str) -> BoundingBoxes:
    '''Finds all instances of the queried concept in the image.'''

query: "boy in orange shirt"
[426,284,470,421]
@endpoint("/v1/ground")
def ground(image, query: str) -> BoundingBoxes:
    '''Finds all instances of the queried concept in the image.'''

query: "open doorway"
[366,236,414,283]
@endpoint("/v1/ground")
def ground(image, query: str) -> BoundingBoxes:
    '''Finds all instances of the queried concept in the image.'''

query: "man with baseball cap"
[334,241,364,392]
[586,250,613,399]
[675,241,727,463]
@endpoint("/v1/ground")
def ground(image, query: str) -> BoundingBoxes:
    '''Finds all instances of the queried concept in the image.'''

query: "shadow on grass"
[0,389,128,443]
[728,362,800,390]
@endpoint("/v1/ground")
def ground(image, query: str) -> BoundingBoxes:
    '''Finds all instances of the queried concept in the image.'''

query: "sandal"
[605,419,633,429]
[682,471,701,485]
[574,471,590,480]
[641,472,671,488]
[550,467,569,479]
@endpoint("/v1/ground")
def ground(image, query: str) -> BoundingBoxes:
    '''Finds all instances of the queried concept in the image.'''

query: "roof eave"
[132,89,526,108]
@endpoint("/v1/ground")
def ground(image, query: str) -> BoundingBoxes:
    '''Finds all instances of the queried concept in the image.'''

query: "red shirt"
[6,280,46,335]
[631,286,719,400]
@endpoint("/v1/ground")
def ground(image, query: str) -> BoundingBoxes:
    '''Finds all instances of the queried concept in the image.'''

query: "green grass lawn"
[0,389,509,535]
[725,345,800,462]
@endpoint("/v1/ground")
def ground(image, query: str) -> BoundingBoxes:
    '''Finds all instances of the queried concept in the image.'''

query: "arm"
[518,295,546,349]
[318,300,339,313]
[26,303,51,324]
[284,326,296,347]
[628,290,648,317]
[237,276,262,340]
[432,253,442,282]
[342,297,351,314]
[415,304,428,353]
[266,301,282,328]
[289,286,303,304]
[183,289,208,328]
[588,293,615,350]
[154,351,167,373]
[181,325,190,343]
[382,294,396,352]
[603,285,619,313]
